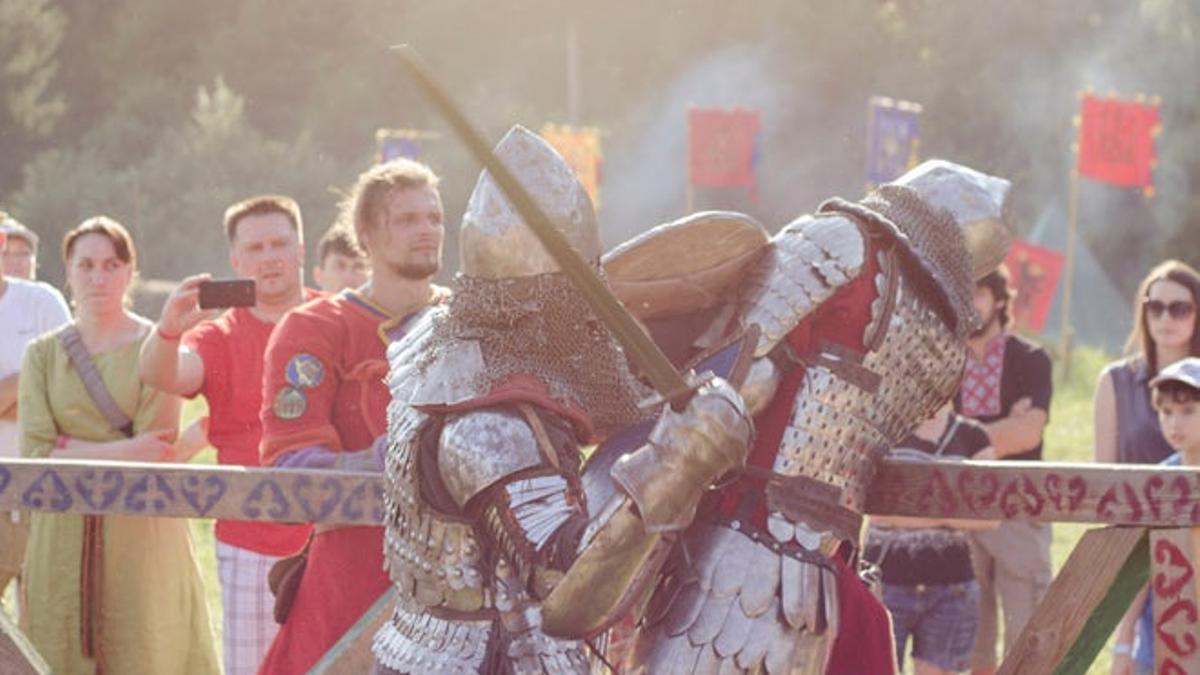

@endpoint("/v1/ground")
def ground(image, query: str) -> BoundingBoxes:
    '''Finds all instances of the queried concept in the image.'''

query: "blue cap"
[1150,357,1200,391]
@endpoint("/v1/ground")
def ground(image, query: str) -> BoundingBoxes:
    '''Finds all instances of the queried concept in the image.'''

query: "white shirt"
[0,277,70,456]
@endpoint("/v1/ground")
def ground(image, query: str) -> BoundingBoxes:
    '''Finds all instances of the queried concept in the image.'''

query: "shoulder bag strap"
[56,324,135,438]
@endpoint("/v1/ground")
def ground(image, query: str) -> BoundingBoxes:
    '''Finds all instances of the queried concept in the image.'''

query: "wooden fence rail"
[0,458,384,524]
[4,457,1200,525]
[4,456,1200,673]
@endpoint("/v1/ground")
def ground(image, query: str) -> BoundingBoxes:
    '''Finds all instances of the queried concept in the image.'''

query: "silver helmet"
[459,125,601,279]
[891,159,1014,280]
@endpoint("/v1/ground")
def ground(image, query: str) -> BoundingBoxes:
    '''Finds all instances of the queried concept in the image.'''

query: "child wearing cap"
[1112,357,1200,675]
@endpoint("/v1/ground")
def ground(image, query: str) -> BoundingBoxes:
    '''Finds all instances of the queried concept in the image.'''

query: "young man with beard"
[139,195,319,675]
[955,264,1053,675]
[256,159,448,675]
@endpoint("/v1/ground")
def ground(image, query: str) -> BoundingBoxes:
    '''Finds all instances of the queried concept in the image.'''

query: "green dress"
[18,325,219,675]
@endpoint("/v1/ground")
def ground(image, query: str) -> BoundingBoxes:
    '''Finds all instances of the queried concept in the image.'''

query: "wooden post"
[565,19,581,124]
[1058,141,1081,377]
[997,526,1148,675]
[0,608,49,674]
[1151,528,1200,673]
[309,588,396,674]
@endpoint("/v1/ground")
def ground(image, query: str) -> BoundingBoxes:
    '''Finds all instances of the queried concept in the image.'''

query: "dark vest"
[1108,357,1175,464]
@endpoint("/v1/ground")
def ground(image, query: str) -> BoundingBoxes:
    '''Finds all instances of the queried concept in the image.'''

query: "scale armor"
[627,163,1006,674]
[374,384,594,674]
[375,125,753,674]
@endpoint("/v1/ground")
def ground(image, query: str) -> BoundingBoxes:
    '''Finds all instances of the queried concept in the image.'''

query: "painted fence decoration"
[867,460,1200,527]
[7,458,1200,528]
[0,458,384,525]
[4,456,1200,675]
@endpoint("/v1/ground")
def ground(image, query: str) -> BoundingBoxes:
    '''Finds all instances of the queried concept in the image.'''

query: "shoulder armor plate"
[439,409,545,508]
[738,214,867,357]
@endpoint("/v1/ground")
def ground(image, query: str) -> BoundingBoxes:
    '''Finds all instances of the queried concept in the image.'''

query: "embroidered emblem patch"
[285,353,325,389]
[273,387,307,420]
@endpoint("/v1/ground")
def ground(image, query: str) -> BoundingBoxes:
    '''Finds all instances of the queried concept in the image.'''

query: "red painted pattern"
[1152,536,1199,673]
[905,467,1200,525]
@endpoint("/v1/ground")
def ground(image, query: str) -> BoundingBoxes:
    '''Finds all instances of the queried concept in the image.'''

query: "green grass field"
[181,397,224,657]
[1041,346,1116,675]
[3,345,1125,673]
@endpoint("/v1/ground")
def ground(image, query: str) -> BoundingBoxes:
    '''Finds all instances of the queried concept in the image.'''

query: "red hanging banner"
[688,108,761,190]
[1077,94,1159,188]
[1004,240,1065,334]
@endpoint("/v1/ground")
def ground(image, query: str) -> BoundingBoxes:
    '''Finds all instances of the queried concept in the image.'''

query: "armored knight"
[603,160,1014,673]
[372,126,753,674]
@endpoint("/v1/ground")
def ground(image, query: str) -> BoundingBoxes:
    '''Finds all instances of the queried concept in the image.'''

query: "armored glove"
[609,377,752,533]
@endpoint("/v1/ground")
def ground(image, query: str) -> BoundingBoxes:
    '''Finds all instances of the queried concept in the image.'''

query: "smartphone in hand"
[197,279,256,309]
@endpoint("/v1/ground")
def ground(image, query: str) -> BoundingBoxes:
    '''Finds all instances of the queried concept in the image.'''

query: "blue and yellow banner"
[866,96,922,185]
[375,128,440,163]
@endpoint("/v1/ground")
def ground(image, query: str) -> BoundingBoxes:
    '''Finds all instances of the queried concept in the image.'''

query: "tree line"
[1,0,1196,292]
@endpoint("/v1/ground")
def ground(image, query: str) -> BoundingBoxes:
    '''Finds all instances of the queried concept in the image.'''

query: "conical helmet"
[459,125,601,279]
[890,159,1014,281]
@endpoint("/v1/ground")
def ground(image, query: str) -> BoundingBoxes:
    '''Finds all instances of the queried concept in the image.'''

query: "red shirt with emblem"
[256,289,443,675]
[259,291,405,464]
[183,291,320,557]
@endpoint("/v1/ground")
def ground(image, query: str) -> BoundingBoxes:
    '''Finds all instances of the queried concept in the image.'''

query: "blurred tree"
[0,0,65,136]
[1,1,1197,296]
[7,77,347,284]
[0,0,66,191]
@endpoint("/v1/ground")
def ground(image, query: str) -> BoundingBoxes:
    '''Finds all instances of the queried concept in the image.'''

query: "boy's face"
[1157,394,1200,457]
[314,252,370,293]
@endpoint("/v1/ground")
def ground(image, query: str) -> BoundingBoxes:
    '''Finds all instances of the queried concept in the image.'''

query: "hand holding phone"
[197,279,257,309]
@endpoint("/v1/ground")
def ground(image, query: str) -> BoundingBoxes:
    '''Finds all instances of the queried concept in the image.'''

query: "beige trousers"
[968,520,1052,669]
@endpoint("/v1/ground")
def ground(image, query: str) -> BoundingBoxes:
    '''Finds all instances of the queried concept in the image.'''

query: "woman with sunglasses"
[1097,260,1200,674]
[1095,259,1200,467]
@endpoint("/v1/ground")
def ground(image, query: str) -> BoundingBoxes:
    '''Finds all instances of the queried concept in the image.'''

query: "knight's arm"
[439,380,751,639]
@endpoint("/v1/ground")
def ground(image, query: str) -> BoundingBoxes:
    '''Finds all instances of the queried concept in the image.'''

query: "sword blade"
[393,44,691,403]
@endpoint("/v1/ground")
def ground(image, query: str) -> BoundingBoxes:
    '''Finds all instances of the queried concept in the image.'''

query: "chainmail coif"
[420,271,651,436]
[819,184,978,337]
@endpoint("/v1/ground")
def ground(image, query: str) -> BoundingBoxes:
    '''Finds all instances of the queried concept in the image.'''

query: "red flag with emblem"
[688,108,760,190]
[1004,240,1065,334]
[1077,94,1159,188]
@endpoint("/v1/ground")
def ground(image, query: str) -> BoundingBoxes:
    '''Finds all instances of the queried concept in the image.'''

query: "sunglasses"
[1144,299,1197,320]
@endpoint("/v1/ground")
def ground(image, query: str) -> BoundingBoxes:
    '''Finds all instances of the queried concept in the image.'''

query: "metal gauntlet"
[610,378,752,533]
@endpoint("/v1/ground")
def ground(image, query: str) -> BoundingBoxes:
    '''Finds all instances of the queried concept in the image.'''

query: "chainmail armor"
[417,271,650,436]
[819,184,978,337]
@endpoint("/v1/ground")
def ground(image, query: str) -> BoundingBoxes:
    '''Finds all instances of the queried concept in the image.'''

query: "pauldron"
[738,213,866,358]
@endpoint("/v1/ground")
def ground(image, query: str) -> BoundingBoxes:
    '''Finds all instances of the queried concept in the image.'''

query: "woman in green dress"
[18,217,219,674]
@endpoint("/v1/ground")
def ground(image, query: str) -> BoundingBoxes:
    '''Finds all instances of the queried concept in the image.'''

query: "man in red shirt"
[255,159,447,675]
[139,195,317,675]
